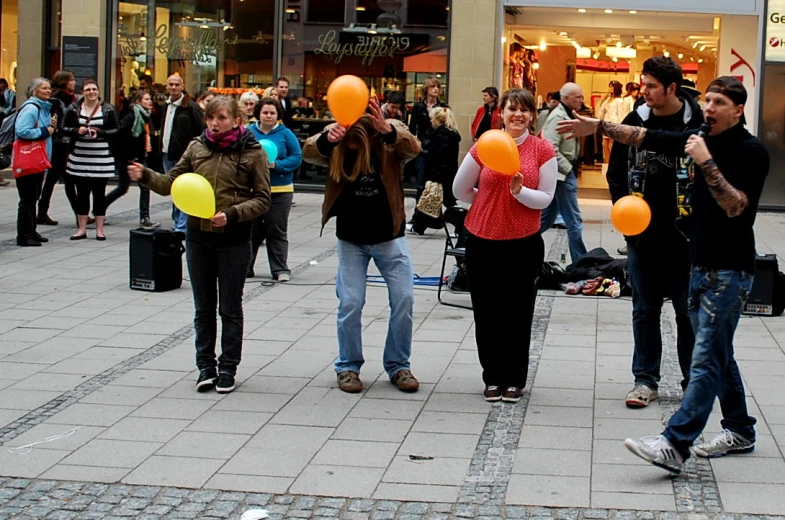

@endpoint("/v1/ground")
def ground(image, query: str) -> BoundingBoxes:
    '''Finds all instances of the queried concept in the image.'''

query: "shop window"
[114,0,275,105]
[354,0,384,26]
[0,0,19,90]
[307,0,345,25]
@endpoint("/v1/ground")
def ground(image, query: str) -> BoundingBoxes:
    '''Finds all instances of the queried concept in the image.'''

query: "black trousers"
[39,143,77,215]
[73,177,109,217]
[250,192,293,277]
[16,172,45,241]
[464,231,544,388]
[106,162,152,220]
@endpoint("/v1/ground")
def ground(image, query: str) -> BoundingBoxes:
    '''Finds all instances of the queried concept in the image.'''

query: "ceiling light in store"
[692,41,699,49]
[533,63,540,69]
[559,32,568,36]
[605,9,614,14]
[539,42,547,50]
[285,8,296,13]
[698,58,703,63]
[355,6,366,11]
[578,8,587,13]
[606,46,637,59]
[501,36,507,43]
[616,41,622,48]
[699,45,706,51]
[200,24,209,29]
[629,10,637,14]
[678,53,684,59]
[690,57,695,61]
[577,47,592,58]
[593,51,600,59]
[663,51,670,57]
[139,31,147,41]
[612,56,618,62]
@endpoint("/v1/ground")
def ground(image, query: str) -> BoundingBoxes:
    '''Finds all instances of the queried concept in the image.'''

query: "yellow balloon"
[171,173,216,219]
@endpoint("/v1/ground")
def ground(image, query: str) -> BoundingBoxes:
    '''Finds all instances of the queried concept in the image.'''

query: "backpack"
[0,111,17,151]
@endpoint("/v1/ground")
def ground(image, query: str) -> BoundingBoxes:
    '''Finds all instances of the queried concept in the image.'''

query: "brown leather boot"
[37,214,59,225]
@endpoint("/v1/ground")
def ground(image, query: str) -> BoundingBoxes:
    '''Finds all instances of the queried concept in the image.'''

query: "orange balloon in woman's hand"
[327,75,370,127]
[477,130,519,175]
[611,195,652,236]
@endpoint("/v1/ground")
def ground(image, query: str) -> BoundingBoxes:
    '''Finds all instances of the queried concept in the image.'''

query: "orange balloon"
[611,195,652,236]
[476,130,520,175]
[327,75,370,126]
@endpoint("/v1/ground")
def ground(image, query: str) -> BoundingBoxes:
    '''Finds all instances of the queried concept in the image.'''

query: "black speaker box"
[743,254,778,316]
[129,228,185,292]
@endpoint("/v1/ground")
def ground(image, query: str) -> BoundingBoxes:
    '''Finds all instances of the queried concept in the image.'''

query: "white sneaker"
[625,384,659,408]
[276,273,290,283]
[624,435,684,474]
[692,429,755,458]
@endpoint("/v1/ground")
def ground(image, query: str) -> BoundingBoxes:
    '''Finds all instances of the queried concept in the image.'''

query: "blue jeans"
[539,171,588,262]
[628,235,694,390]
[335,238,414,378]
[163,153,188,232]
[186,230,252,375]
[663,267,756,458]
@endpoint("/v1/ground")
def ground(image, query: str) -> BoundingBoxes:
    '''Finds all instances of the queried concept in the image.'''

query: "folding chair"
[437,206,472,310]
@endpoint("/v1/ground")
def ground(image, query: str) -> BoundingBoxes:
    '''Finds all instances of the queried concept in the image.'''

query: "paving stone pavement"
[1,184,785,518]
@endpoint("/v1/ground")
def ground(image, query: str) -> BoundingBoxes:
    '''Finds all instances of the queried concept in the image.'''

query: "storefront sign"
[766,0,785,62]
[720,15,759,132]
[314,30,412,65]
[120,24,239,64]
[62,37,98,93]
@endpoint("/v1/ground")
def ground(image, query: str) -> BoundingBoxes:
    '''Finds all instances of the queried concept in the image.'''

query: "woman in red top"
[453,88,558,403]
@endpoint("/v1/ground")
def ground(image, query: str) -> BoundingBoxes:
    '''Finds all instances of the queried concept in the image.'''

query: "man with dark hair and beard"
[557,76,769,475]
[606,57,703,410]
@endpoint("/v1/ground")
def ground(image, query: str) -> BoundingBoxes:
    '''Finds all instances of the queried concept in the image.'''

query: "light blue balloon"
[260,139,278,163]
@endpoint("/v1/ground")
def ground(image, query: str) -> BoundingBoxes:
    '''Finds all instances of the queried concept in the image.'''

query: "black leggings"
[73,177,109,217]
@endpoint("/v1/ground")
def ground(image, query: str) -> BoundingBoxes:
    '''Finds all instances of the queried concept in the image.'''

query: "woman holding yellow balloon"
[128,96,271,394]
[453,88,559,404]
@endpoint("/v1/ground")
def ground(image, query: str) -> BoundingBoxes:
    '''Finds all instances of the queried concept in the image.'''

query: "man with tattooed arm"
[557,76,769,474]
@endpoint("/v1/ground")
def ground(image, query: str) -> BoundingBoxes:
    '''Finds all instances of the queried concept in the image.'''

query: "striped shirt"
[66,105,116,178]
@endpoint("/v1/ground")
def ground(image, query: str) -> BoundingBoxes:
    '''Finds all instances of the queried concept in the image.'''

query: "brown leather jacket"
[302,119,421,238]
[141,130,271,235]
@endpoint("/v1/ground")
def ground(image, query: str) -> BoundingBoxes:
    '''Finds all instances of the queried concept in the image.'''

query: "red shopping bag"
[12,138,51,178]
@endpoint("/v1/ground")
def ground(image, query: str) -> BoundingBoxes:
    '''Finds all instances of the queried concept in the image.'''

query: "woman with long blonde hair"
[409,106,462,234]
[302,99,422,395]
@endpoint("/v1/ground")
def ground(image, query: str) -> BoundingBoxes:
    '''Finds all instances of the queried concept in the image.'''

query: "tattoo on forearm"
[700,158,749,217]
[599,120,646,147]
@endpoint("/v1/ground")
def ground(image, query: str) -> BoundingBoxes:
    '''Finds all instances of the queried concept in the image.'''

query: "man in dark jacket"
[606,57,704,409]
[160,75,205,232]
[276,77,295,128]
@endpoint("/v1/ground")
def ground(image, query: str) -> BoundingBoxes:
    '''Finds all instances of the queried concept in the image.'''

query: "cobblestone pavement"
[2,187,785,518]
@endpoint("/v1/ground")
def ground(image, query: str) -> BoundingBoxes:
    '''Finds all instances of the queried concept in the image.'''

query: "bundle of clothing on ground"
[539,247,631,298]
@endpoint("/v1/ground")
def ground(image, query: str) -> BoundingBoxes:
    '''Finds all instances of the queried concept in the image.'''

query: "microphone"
[684,123,710,168]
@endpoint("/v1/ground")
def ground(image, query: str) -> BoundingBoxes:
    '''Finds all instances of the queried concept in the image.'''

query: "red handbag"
[12,105,51,178]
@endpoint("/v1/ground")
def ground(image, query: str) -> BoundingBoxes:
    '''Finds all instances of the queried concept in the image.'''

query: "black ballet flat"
[70,234,87,241]
[96,235,106,241]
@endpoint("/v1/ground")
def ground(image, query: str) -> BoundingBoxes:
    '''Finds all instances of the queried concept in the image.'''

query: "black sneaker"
[196,368,217,392]
[216,372,236,394]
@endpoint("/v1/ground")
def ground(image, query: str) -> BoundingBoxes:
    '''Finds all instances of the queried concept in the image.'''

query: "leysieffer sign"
[120,24,239,63]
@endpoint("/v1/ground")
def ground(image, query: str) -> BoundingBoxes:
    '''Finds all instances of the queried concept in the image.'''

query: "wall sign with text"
[62,37,99,93]
[767,0,785,62]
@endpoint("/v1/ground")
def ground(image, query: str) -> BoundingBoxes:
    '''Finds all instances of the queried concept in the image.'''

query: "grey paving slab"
[122,455,225,488]
[526,406,594,428]
[383,456,471,487]
[512,448,592,477]
[373,482,461,503]
[399,432,479,460]
[333,418,413,443]
[40,464,131,483]
[98,417,192,443]
[289,465,385,498]
[46,403,136,427]
[3,423,104,452]
[410,411,486,435]
[157,432,251,460]
[506,475,590,507]
[310,440,399,468]
[591,492,677,511]
[130,397,215,420]
[220,446,317,478]
[60,439,162,468]
[518,425,593,451]
[204,473,293,494]
[187,410,273,435]
[716,482,785,514]
[0,448,69,477]
[347,397,425,420]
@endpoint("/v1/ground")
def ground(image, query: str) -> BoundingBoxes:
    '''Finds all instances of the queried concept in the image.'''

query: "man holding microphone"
[557,76,769,474]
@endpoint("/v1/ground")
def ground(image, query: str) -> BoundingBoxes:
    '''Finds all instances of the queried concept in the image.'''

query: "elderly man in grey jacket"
[539,82,588,263]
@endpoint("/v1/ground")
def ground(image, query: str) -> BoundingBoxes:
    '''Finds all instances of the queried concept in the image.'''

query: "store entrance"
[503,6,720,197]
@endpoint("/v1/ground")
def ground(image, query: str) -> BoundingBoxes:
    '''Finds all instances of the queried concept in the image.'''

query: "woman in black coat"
[107,90,160,227]
[409,106,462,235]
